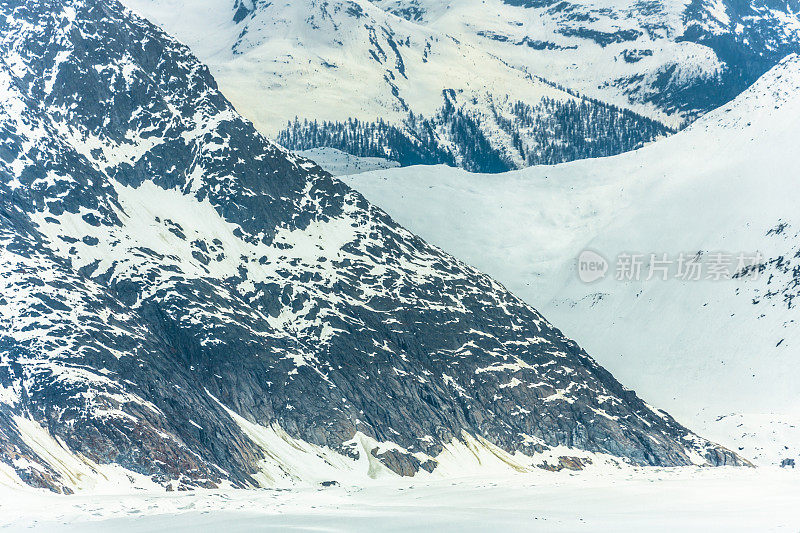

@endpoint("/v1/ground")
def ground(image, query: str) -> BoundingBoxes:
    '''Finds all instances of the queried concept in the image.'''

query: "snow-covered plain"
[343,56,800,467]
[3,467,799,532]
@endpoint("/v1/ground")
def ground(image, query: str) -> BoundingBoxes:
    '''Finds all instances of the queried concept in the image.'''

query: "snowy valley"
[344,54,800,467]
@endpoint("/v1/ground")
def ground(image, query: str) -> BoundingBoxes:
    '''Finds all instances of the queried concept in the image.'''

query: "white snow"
[121,0,580,136]
[297,147,400,176]
[375,0,738,125]
[119,0,781,130]
[2,467,799,532]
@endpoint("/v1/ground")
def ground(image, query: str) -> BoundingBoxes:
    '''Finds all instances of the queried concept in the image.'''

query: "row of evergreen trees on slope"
[277,94,673,173]
[502,97,672,166]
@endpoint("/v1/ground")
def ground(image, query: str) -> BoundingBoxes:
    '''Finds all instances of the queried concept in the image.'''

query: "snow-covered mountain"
[0,0,745,494]
[375,0,800,126]
[121,0,672,172]
[122,0,800,169]
[344,54,800,466]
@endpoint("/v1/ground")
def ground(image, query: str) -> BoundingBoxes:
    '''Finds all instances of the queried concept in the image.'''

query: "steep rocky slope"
[0,0,746,492]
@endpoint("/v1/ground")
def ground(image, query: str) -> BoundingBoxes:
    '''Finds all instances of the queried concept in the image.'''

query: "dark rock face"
[0,0,745,492]
[537,456,592,472]
[232,0,254,24]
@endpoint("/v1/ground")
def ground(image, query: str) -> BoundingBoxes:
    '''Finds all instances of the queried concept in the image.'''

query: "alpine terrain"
[122,0,800,172]
[344,54,800,467]
[0,0,747,494]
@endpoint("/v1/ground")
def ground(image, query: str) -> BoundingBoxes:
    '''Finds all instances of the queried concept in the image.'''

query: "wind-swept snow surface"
[3,468,800,532]
[344,55,800,466]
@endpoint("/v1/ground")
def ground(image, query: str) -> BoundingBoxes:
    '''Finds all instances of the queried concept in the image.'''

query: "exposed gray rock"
[0,0,746,492]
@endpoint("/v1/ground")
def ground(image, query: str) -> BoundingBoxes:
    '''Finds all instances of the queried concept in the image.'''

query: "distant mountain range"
[123,0,673,172]
[374,0,800,124]
[125,0,800,171]
[0,0,744,493]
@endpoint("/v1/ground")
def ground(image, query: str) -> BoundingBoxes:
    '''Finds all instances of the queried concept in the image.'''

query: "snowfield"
[297,147,401,176]
[3,467,799,532]
[343,55,800,467]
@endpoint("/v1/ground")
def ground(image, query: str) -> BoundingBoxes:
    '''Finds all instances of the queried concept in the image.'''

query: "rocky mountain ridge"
[0,0,744,493]
[342,54,800,467]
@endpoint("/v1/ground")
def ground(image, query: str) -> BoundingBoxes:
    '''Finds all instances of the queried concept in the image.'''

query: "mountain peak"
[341,50,800,466]
[0,0,745,494]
